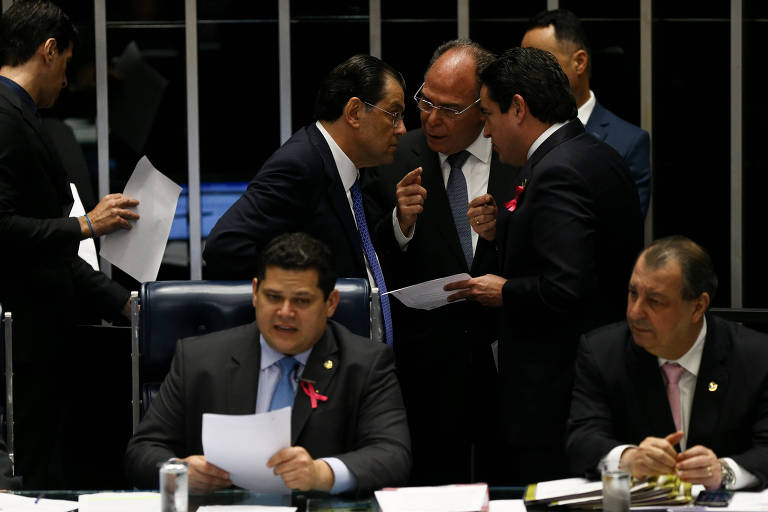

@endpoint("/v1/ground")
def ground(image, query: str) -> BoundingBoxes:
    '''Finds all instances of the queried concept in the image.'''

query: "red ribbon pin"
[301,380,328,409]
[505,184,526,212]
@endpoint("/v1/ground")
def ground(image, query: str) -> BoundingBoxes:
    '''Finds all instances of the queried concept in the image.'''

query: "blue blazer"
[585,101,651,218]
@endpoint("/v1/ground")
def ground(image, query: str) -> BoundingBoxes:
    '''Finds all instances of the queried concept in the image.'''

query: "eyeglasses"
[362,100,405,128]
[413,83,480,117]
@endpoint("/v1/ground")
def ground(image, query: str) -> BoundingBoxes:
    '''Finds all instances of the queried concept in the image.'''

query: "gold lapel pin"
[323,360,334,370]
[708,381,718,392]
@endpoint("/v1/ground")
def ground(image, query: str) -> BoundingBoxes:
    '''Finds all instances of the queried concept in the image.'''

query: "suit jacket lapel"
[291,323,339,444]
[226,322,262,414]
[585,102,610,141]
[413,135,468,270]
[688,315,729,446]
[308,125,368,276]
[626,337,678,440]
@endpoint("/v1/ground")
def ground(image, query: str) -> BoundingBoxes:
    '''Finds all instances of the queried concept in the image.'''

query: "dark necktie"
[446,150,473,268]
[269,356,298,411]
[350,179,393,346]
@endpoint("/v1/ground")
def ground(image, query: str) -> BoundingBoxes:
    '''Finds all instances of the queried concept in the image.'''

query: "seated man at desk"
[125,232,411,494]
[567,236,768,490]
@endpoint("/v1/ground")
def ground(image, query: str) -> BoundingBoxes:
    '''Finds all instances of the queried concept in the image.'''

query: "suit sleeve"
[0,110,82,250]
[125,340,189,489]
[203,145,323,279]
[624,130,651,218]
[500,163,598,318]
[72,256,130,321]
[729,359,768,489]
[566,335,623,478]
[334,346,411,492]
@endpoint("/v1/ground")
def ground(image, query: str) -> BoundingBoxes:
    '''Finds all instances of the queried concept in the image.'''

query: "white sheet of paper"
[489,500,528,512]
[77,492,159,512]
[203,407,292,494]
[375,484,488,512]
[197,507,297,511]
[532,477,599,500]
[0,493,77,511]
[69,182,99,271]
[100,156,180,283]
[384,273,471,310]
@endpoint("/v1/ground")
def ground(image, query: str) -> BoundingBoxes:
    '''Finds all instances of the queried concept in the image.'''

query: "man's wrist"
[719,459,735,490]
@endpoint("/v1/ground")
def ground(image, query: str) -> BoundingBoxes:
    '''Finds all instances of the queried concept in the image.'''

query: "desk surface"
[14,487,526,511]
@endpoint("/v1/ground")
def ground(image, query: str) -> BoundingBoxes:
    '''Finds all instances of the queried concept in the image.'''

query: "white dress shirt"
[604,317,758,489]
[577,90,597,127]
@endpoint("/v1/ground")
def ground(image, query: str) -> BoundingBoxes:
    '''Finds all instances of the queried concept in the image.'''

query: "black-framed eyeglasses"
[362,100,405,128]
[413,82,480,117]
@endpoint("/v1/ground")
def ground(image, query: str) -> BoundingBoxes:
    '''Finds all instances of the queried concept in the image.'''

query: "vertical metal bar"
[185,0,202,280]
[130,291,140,434]
[640,0,653,246]
[3,312,14,473]
[731,0,743,307]
[94,0,111,277]
[369,0,381,58]
[279,0,292,144]
[457,0,469,39]
[547,0,559,11]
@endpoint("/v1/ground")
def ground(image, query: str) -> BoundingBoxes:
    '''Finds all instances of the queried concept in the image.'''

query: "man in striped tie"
[567,236,768,491]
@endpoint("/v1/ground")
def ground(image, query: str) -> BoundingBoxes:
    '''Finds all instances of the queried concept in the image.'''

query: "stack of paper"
[524,475,693,509]
[375,483,489,512]
[0,493,77,511]
[77,492,160,511]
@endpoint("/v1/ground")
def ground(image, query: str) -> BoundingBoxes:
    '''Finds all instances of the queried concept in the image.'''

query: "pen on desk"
[34,493,45,503]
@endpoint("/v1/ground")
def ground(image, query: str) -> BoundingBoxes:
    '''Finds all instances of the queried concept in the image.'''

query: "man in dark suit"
[126,233,411,494]
[568,236,768,491]
[363,39,518,485]
[522,9,651,218]
[446,47,643,484]
[203,55,406,345]
[0,0,139,488]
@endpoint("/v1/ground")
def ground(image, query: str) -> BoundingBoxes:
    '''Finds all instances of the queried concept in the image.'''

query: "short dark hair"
[426,39,496,88]
[256,233,338,299]
[526,9,591,75]
[480,47,577,123]
[0,0,78,67]
[641,236,718,303]
[314,54,405,122]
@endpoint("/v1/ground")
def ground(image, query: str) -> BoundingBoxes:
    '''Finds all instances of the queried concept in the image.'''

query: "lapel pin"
[708,381,718,392]
[323,360,334,370]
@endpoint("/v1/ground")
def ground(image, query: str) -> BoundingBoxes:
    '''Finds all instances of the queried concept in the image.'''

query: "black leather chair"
[0,303,14,473]
[130,278,376,433]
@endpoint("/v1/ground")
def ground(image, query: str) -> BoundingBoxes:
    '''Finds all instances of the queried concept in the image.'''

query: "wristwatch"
[719,460,735,489]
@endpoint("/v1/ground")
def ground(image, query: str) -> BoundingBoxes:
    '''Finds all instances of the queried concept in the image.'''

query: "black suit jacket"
[0,81,128,362]
[567,315,768,490]
[362,129,520,483]
[204,124,377,280]
[125,320,411,493]
[495,120,643,481]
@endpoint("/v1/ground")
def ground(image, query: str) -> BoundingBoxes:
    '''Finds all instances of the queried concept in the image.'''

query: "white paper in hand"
[100,156,181,282]
[203,407,292,494]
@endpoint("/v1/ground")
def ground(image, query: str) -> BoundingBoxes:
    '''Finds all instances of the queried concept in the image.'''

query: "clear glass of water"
[602,468,631,512]
[159,460,189,512]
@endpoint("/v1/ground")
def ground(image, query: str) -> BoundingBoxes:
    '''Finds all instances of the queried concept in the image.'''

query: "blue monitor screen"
[168,182,248,240]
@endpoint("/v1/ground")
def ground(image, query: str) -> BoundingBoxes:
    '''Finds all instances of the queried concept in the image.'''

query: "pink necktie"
[662,362,686,431]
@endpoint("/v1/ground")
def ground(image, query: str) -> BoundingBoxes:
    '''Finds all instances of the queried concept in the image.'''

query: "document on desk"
[203,407,292,494]
[197,507,296,511]
[0,493,77,511]
[100,156,181,283]
[385,273,471,310]
[77,492,159,511]
[375,483,488,512]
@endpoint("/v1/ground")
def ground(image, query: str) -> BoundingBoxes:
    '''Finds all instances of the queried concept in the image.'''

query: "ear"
[343,97,364,129]
[325,288,340,318]
[252,278,259,309]
[509,94,527,123]
[573,49,589,77]
[42,38,58,62]
[691,292,710,323]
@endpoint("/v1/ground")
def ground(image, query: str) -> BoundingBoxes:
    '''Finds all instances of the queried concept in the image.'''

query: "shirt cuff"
[322,457,357,494]
[722,457,759,490]
[392,208,414,249]
[603,444,636,471]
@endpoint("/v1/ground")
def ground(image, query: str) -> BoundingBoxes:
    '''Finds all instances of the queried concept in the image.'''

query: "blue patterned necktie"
[269,356,298,411]
[446,150,473,268]
[350,179,393,346]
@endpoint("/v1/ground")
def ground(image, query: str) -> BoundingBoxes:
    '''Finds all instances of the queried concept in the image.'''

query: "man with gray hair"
[568,236,768,490]
[363,39,519,484]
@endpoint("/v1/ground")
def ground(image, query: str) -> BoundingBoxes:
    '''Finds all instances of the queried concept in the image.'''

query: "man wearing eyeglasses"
[204,55,406,346]
[362,40,520,485]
